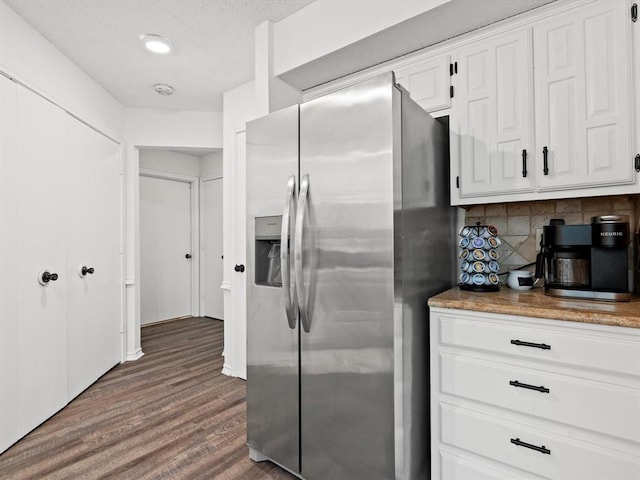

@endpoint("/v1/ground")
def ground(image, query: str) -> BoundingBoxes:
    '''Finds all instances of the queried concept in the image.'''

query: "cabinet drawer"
[437,313,640,377]
[440,450,529,480]
[440,352,640,443]
[440,403,640,480]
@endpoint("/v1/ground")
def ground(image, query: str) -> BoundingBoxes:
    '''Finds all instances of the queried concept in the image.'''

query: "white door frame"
[199,175,223,317]
[139,168,200,320]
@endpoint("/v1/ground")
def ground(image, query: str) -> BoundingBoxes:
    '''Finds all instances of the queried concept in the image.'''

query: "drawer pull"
[511,339,551,350]
[511,437,551,455]
[510,380,550,393]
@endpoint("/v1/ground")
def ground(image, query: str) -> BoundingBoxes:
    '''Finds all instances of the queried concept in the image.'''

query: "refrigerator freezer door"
[299,74,398,479]
[246,105,300,474]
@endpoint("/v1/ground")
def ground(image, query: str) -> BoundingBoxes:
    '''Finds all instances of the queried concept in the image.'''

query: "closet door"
[66,116,122,399]
[15,85,68,437]
[0,75,19,453]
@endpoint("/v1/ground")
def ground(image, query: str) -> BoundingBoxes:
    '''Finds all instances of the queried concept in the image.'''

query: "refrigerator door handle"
[294,174,311,333]
[281,175,297,329]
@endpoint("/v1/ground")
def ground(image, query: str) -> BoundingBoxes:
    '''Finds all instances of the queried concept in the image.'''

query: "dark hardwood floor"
[0,317,296,479]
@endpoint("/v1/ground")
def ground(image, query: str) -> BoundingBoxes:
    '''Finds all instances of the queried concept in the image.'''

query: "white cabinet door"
[453,28,534,197]
[534,1,634,191]
[0,75,19,454]
[66,116,121,400]
[15,85,68,438]
[395,55,451,112]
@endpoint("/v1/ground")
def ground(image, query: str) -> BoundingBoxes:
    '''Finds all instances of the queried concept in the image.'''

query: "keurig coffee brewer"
[535,215,631,301]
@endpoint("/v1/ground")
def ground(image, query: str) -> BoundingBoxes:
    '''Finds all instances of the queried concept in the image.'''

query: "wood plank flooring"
[0,317,296,479]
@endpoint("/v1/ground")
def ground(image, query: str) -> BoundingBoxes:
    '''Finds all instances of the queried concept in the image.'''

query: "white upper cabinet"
[450,0,637,205]
[395,54,451,113]
[453,29,534,198]
[534,1,634,191]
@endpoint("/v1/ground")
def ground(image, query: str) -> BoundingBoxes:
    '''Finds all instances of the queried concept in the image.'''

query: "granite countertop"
[428,287,640,329]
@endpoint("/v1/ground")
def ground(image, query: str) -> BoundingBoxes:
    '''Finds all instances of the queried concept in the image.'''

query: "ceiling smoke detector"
[154,83,175,96]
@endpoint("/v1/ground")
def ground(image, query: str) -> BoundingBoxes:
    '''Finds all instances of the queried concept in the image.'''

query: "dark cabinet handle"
[234,264,245,273]
[81,266,95,276]
[185,254,192,259]
[635,154,640,173]
[41,271,59,283]
[511,438,551,455]
[542,146,549,175]
[522,149,527,178]
[511,339,551,350]
[510,380,550,393]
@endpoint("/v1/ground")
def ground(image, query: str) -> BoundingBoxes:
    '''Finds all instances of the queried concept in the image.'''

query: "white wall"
[0,0,123,140]
[200,151,223,178]
[272,0,449,77]
[139,150,201,177]
[222,81,257,378]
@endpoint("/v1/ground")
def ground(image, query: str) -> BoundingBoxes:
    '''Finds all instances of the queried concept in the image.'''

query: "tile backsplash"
[463,195,640,269]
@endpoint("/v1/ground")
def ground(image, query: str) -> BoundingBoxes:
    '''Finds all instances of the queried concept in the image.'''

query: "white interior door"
[15,85,68,437]
[66,115,121,399]
[202,177,224,319]
[140,175,192,325]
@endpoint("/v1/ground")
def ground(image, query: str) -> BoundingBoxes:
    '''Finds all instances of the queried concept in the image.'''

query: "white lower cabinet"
[430,307,640,480]
[0,77,122,453]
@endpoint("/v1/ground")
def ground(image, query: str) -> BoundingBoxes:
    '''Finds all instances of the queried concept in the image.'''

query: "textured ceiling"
[5,0,314,111]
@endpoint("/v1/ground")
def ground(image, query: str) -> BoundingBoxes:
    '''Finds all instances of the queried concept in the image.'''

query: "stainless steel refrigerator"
[246,72,455,480]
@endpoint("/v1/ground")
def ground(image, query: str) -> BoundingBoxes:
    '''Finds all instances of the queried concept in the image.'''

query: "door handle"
[294,174,311,333]
[185,253,192,259]
[281,175,298,330]
[39,270,59,285]
[542,146,549,175]
[80,266,95,277]
[522,149,527,178]
[234,264,245,273]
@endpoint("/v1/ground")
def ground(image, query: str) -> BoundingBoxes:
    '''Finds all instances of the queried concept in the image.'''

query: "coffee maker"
[535,215,631,301]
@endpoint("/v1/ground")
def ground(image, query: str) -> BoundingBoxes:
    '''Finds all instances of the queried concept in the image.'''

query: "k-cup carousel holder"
[458,222,501,292]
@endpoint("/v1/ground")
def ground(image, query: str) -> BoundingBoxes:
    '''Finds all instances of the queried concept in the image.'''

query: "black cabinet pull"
[511,339,550,350]
[81,266,95,276]
[234,264,245,273]
[635,154,640,173]
[522,149,527,178]
[511,438,551,455]
[542,146,549,175]
[510,380,550,393]
[41,271,59,283]
[185,253,192,259]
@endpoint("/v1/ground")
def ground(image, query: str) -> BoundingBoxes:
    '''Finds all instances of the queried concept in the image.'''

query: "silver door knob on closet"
[39,270,59,285]
[185,254,192,259]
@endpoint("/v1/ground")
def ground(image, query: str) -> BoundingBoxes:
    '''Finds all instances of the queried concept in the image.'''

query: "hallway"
[0,317,294,479]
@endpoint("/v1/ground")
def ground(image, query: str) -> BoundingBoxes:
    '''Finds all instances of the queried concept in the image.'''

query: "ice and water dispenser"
[254,216,282,287]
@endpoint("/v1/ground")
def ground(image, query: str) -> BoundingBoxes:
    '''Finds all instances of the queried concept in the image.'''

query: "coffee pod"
[459,237,470,248]
[488,260,500,273]
[487,225,498,236]
[472,249,486,261]
[488,273,500,285]
[459,226,471,237]
[473,261,487,273]
[486,236,500,249]
[459,249,470,260]
[472,273,486,286]
[460,260,473,273]
[460,272,470,284]
[471,237,486,249]
[488,249,499,260]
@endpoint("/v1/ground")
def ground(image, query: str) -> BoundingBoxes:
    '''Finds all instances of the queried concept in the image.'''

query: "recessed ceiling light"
[140,34,173,54]
[154,83,175,96]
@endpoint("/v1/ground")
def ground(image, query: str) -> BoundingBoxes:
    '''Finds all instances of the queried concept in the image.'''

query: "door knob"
[185,254,192,259]
[80,266,95,277]
[39,270,59,285]
[234,264,245,273]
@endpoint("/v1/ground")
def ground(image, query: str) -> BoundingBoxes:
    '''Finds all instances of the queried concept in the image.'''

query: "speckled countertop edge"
[428,287,640,329]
